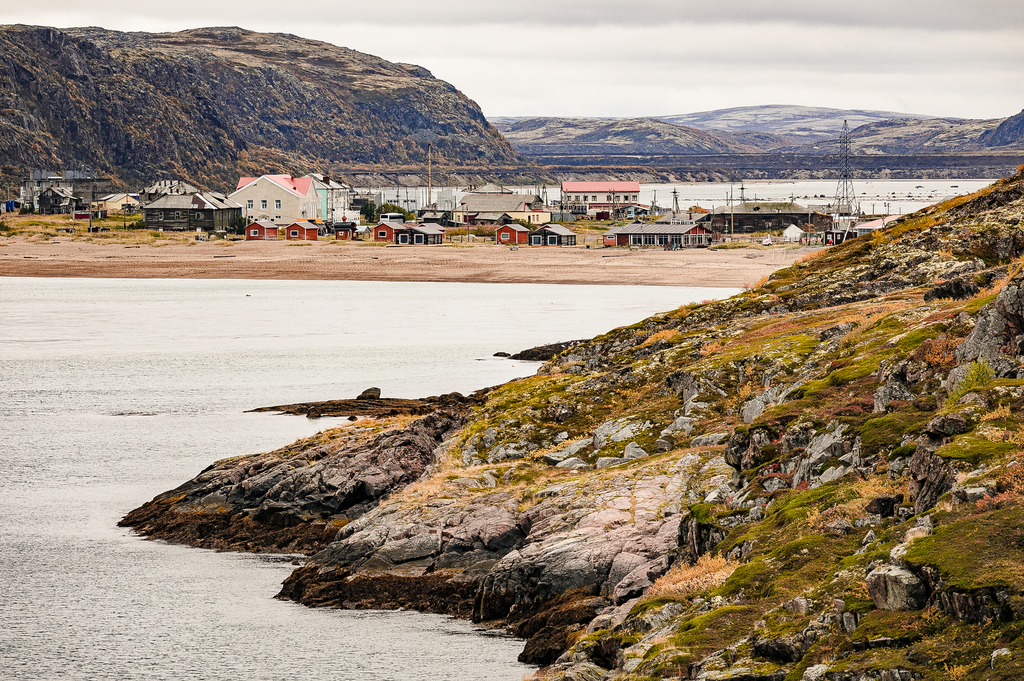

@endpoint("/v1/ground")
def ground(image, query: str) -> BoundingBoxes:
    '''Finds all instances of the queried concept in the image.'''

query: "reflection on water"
[0,277,737,680]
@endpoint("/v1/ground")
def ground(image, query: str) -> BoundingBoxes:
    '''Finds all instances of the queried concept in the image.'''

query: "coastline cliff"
[124,167,1024,679]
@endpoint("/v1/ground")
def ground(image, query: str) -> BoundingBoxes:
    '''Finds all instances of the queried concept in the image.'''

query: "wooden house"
[530,224,577,246]
[284,222,319,240]
[395,223,445,245]
[245,220,279,240]
[373,221,405,242]
[144,192,242,232]
[496,223,531,245]
[37,186,83,214]
[603,221,712,247]
[334,222,357,240]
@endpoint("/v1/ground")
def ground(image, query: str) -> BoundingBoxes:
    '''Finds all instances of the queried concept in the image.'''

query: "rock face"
[119,409,467,551]
[866,566,928,611]
[0,25,519,187]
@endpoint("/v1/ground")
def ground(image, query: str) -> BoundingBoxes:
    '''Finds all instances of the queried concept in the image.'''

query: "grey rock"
[556,457,590,469]
[596,457,624,469]
[623,442,648,460]
[691,432,729,447]
[593,417,649,450]
[862,530,877,545]
[865,494,903,517]
[874,379,914,413]
[992,647,1011,669]
[825,518,853,535]
[926,412,968,436]
[661,416,693,437]
[866,565,928,610]
[543,439,592,465]
[655,437,674,452]
[818,465,850,484]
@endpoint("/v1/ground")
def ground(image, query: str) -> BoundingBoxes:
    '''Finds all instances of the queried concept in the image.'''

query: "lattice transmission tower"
[832,120,858,229]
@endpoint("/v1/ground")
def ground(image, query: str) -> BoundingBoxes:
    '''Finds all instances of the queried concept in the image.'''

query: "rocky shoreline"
[123,169,1024,679]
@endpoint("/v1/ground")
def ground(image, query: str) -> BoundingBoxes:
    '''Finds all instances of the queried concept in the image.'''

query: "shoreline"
[0,238,812,287]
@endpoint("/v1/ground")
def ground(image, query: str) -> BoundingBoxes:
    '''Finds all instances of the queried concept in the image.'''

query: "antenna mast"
[427,143,432,210]
[832,120,858,231]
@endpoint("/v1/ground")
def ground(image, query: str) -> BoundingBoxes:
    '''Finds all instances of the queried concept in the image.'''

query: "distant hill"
[0,25,520,189]
[655,105,939,142]
[495,117,792,156]
[791,116,1015,154]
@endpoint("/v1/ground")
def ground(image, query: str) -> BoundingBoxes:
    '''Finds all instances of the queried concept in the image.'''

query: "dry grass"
[981,405,1012,422]
[639,329,678,348]
[646,553,737,601]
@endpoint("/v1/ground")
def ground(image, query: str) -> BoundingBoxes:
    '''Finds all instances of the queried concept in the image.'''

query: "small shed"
[396,223,445,245]
[245,220,279,240]
[782,224,806,243]
[496,223,530,245]
[284,222,319,241]
[334,222,357,240]
[374,221,405,242]
[530,224,577,246]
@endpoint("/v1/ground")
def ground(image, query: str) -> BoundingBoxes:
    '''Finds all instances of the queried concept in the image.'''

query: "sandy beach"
[0,237,814,287]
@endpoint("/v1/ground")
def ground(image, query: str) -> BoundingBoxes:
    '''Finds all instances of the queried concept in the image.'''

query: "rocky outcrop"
[866,566,928,611]
[120,409,467,552]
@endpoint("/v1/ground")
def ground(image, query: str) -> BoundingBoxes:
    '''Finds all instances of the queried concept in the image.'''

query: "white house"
[782,224,807,242]
[229,175,322,224]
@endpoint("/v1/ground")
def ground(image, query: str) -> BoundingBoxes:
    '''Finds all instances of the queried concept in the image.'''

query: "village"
[2,169,890,250]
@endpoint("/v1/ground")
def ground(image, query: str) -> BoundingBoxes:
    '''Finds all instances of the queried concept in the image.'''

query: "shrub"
[946,359,995,406]
[647,553,736,601]
[19,206,34,214]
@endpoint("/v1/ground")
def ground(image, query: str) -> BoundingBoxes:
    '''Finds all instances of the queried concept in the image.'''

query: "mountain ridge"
[0,25,520,188]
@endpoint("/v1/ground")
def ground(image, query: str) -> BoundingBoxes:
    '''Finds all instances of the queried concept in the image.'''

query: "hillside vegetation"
[0,25,519,188]
[124,168,1024,680]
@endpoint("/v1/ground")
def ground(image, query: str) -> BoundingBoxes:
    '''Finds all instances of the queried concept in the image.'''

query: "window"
[173,211,182,220]
[500,231,509,241]
[378,230,387,238]
[275,200,281,210]
[194,212,202,220]
[290,230,299,237]
[630,234,642,245]
[658,235,668,245]
[275,216,281,221]
[250,229,258,236]
[246,200,253,209]
[156,211,164,221]
[261,200,267,209]
[607,194,611,201]
[643,234,656,245]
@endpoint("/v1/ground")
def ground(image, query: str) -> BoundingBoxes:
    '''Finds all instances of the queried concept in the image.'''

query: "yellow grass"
[646,553,737,601]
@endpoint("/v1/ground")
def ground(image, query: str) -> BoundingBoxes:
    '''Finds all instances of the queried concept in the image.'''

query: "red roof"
[235,175,314,197]
[561,181,640,193]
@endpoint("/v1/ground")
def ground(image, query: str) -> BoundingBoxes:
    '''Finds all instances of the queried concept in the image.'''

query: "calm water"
[0,277,738,680]
[366,179,992,216]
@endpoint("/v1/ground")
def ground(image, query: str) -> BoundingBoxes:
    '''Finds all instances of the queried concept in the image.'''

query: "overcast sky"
[2,0,1022,120]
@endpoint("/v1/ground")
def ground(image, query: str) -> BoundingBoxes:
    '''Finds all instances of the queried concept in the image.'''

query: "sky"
[1,0,1022,121]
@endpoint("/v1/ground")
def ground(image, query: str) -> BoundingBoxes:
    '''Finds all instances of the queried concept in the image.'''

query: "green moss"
[934,433,1017,466]
[851,610,925,644]
[947,359,996,406]
[858,411,932,456]
[904,505,1024,591]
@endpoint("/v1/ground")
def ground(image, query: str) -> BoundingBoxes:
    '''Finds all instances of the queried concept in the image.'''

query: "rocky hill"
[792,116,1016,155]
[124,167,1024,679]
[0,25,519,189]
[492,117,790,156]
[656,105,938,143]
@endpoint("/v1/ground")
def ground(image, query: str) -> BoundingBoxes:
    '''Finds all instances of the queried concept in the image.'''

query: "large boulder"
[909,447,956,513]
[866,566,928,611]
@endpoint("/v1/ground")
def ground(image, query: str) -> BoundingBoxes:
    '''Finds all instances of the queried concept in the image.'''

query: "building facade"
[453,193,550,226]
[144,192,242,231]
[561,181,641,215]
[230,175,322,225]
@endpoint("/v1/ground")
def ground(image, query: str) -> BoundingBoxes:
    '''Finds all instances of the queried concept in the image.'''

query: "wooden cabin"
[496,223,530,245]
[395,223,445,245]
[245,220,279,240]
[603,221,712,248]
[334,222,357,240]
[284,222,319,240]
[529,224,577,246]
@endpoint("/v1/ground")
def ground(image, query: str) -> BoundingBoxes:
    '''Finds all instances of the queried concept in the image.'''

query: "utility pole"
[427,143,432,210]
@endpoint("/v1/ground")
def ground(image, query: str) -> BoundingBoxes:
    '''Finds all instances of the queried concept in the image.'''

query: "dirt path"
[0,239,813,287]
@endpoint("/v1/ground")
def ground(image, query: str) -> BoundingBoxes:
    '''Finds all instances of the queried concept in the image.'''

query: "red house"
[495,223,530,245]
[373,221,407,242]
[284,222,319,241]
[334,223,357,240]
[245,220,279,240]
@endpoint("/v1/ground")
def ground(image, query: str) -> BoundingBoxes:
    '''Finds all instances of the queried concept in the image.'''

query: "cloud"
[2,2,1022,120]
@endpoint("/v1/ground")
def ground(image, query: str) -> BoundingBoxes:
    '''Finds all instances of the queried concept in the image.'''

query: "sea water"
[0,277,738,680]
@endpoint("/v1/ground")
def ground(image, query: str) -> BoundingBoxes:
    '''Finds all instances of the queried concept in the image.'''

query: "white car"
[762,237,773,246]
